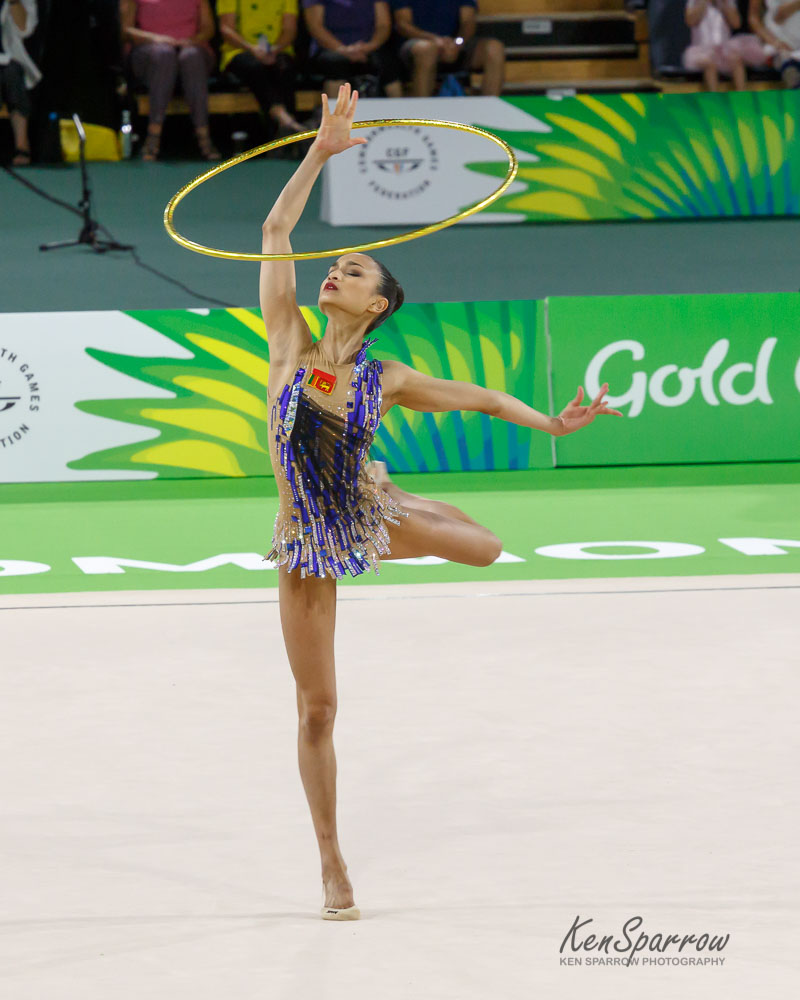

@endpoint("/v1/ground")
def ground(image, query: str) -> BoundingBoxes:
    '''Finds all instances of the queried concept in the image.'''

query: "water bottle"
[120,109,132,159]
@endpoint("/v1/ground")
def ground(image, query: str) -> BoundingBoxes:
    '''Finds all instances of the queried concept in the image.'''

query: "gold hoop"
[163,118,518,261]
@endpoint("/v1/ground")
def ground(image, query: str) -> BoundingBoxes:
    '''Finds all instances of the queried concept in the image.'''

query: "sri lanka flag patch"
[308,367,336,394]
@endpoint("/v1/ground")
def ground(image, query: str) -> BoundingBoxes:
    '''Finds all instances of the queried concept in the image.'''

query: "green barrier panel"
[468,91,800,221]
[68,301,553,479]
[59,291,800,480]
[547,291,800,466]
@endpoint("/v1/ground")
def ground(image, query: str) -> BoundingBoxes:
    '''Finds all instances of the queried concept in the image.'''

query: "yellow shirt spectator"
[217,0,298,71]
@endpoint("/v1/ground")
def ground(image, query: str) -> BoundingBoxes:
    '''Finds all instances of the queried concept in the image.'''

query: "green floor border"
[2,461,799,505]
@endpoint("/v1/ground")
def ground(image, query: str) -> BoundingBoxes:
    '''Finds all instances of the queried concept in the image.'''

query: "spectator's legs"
[311,52,356,99]
[130,43,179,124]
[227,52,304,132]
[469,38,505,96]
[176,45,219,159]
[130,42,179,159]
[729,55,746,91]
[683,45,718,92]
[2,61,32,164]
[702,62,720,91]
[728,33,768,71]
[369,45,404,96]
[718,41,748,90]
[405,39,438,97]
[10,112,31,164]
[177,45,213,129]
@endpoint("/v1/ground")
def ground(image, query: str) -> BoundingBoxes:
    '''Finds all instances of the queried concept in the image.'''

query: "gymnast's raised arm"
[386,360,623,436]
[259,83,366,363]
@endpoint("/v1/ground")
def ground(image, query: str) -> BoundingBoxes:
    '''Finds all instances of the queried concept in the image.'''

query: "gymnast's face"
[318,253,388,326]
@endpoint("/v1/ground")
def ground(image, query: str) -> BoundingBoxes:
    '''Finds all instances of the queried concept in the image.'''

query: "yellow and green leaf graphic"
[469,91,800,221]
[68,301,540,479]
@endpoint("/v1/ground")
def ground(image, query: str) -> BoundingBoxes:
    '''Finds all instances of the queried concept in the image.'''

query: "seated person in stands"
[749,0,800,86]
[217,0,306,138]
[0,0,41,166]
[120,0,220,161]
[301,0,403,98]
[392,0,505,97]
[683,0,765,90]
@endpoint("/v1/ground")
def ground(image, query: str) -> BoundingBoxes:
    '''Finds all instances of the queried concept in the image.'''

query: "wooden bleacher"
[472,0,780,94]
[470,0,653,92]
[135,89,318,120]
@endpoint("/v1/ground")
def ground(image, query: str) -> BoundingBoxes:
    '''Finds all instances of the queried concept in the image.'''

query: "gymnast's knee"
[299,698,337,735]
[476,532,503,566]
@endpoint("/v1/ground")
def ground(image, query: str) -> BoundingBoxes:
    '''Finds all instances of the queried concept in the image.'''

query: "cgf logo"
[357,125,438,201]
[373,146,424,175]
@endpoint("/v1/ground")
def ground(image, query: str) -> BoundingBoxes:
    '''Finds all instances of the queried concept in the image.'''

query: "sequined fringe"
[263,483,409,581]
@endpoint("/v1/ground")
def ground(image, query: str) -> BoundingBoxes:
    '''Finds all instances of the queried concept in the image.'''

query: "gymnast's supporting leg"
[277,565,356,910]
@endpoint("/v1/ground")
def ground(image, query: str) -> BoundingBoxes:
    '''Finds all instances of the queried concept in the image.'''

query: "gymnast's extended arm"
[385,361,622,435]
[259,85,367,362]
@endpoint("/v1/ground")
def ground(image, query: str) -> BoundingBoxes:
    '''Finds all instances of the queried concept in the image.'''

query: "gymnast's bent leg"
[372,466,501,563]
[277,564,356,910]
[381,501,503,565]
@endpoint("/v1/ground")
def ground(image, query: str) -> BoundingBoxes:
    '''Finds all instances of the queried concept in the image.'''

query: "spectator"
[749,0,800,86]
[120,0,221,161]
[392,0,505,97]
[683,0,764,89]
[217,0,306,138]
[302,0,403,98]
[0,0,41,165]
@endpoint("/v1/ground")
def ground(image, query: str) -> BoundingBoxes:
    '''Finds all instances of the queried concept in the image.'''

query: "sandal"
[141,130,161,162]
[12,147,31,166]
[195,128,220,161]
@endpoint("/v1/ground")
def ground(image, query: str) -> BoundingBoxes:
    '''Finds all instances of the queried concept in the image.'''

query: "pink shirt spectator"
[135,0,203,39]
[125,0,214,58]
[683,0,766,74]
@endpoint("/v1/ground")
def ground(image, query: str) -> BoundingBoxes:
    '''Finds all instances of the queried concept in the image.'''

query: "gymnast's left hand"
[554,383,624,435]
[313,82,368,157]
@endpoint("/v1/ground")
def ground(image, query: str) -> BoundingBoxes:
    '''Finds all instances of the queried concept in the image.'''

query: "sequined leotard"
[263,335,410,580]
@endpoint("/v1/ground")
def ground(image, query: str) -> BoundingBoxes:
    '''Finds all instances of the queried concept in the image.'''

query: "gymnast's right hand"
[313,83,368,157]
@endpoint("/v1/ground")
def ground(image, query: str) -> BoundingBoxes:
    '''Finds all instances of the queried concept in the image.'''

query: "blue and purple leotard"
[264,335,409,580]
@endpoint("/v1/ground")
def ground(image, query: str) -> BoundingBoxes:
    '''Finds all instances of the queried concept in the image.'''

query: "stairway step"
[495,77,658,93]
[504,44,638,58]
[498,54,650,81]
[480,0,627,12]
[476,13,636,48]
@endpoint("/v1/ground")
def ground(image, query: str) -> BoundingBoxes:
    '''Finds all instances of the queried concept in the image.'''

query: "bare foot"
[322,866,355,909]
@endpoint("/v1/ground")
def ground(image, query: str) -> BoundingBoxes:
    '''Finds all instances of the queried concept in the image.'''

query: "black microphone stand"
[39,113,132,254]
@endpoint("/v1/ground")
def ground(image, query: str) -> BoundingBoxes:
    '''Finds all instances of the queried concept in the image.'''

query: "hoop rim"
[163,118,519,262]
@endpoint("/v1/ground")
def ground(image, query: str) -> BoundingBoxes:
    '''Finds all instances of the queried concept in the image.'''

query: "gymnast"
[259,82,622,919]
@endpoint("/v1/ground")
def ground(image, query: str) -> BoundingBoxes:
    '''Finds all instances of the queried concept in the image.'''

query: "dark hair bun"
[367,260,405,333]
